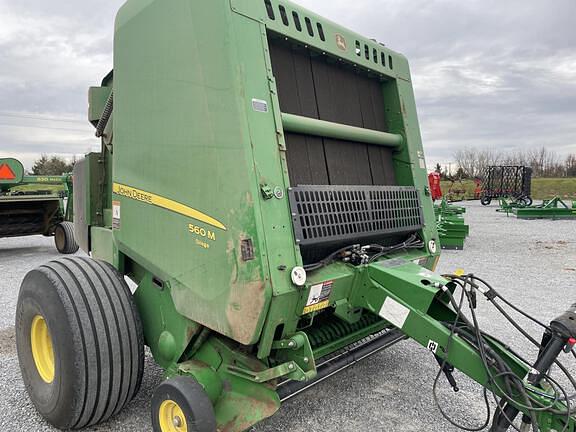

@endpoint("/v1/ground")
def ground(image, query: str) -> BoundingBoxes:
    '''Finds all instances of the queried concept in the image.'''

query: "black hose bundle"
[303,234,424,272]
[433,274,576,432]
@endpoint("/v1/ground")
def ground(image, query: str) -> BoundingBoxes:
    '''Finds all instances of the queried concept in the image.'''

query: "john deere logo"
[336,34,347,51]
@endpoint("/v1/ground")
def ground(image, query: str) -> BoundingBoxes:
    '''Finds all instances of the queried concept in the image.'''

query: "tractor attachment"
[435,198,470,250]
[512,197,576,220]
[428,173,470,250]
[496,196,531,215]
[0,158,77,253]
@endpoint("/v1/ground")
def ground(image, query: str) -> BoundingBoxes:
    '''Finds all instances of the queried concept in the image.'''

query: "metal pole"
[281,113,403,148]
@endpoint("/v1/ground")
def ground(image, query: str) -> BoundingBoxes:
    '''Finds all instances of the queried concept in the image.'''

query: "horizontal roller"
[277,328,406,401]
[281,113,403,148]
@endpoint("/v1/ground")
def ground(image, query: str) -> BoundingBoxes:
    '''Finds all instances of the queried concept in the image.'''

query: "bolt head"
[273,186,285,199]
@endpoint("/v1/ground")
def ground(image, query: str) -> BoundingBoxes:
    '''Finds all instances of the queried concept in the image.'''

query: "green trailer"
[15,1,576,432]
[0,158,78,253]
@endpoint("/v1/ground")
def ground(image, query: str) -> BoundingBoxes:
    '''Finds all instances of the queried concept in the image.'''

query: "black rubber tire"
[152,376,217,432]
[523,196,533,207]
[480,196,492,206]
[16,257,144,429]
[54,222,79,254]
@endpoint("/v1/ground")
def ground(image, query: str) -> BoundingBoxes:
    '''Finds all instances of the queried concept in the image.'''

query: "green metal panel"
[133,268,202,370]
[88,86,112,124]
[90,227,114,262]
[113,0,277,345]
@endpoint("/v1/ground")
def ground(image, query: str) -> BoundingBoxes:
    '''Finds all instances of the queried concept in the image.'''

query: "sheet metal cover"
[288,185,424,246]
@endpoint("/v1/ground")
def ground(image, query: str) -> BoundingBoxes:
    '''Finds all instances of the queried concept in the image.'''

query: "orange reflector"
[0,163,16,180]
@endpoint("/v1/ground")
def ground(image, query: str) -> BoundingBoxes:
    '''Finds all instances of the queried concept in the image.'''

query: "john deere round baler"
[15,1,576,432]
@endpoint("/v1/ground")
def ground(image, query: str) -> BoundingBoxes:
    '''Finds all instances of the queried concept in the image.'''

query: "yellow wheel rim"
[30,315,55,384]
[159,400,188,432]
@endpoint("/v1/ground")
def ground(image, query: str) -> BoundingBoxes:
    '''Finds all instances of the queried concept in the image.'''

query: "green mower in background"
[14,1,576,432]
[0,157,78,253]
[498,196,576,220]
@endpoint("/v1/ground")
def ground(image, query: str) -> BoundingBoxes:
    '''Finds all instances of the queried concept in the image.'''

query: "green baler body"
[80,0,446,429]
[87,0,439,344]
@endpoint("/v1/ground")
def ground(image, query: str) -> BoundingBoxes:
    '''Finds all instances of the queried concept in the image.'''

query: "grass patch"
[531,178,576,200]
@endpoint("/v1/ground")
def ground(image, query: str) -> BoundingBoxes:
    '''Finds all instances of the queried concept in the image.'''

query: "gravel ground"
[0,201,575,431]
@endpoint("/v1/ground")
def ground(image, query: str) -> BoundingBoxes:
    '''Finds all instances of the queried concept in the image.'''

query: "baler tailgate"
[269,37,399,187]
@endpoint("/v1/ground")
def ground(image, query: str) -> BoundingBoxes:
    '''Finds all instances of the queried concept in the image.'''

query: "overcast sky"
[0,0,575,170]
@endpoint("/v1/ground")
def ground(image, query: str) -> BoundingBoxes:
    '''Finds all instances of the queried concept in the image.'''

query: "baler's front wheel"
[16,257,144,429]
[54,221,79,254]
[152,376,217,432]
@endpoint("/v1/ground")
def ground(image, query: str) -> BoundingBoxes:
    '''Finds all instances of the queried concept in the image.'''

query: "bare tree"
[453,148,478,178]
[566,154,576,177]
[453,147,501,178]
[452,146,575,178]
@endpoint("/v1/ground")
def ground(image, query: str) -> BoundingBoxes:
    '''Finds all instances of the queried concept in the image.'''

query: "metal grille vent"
[288,185,423,246]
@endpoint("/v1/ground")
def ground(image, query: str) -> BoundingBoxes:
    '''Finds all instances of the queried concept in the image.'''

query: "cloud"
[0,0,119,168]
[0,0,575,171]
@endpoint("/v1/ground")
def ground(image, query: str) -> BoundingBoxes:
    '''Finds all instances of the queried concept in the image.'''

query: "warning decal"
[378,297,410,329]
[303,280,333,315]
[427,340,439,354]
[112,201,121,229]
[0,164,16,180]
